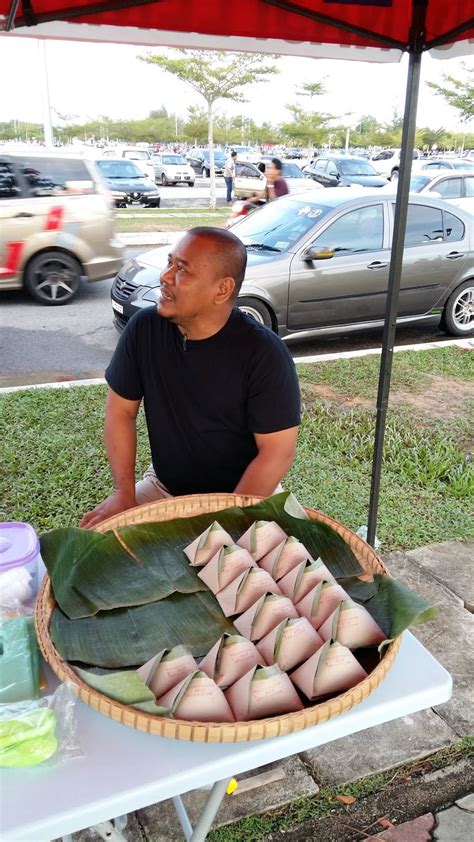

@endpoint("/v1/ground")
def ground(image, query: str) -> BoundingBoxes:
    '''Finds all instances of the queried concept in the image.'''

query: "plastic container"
[0,523,40,604]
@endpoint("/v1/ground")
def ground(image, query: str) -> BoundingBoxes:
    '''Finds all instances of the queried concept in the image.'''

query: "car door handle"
[13,212,34,218]
[367,261,388,270]
[445,251,465,260]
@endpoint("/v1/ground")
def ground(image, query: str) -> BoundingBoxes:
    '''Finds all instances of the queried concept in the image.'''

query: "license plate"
[112,300,124,315]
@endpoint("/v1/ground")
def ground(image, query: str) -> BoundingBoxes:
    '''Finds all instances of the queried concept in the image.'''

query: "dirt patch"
[301,374,474,423]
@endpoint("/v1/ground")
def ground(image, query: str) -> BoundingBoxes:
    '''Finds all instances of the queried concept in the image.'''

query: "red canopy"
[1,1,474,60]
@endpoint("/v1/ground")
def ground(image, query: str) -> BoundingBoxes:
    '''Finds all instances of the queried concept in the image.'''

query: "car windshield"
[203,151,225,162]
[125,150,149,160]
[234,197,332,251]
[161,155,187,165]
[97,160,143,179]
[451,160,474,170]
[409,175,432,192]
[339,160,379,176]
[281,163,305,178]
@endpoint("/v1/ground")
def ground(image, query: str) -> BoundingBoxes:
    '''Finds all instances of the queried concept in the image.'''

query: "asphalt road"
[1,244,449,389]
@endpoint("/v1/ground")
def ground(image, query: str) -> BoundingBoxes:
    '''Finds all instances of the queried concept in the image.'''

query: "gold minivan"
[0,150,123,304]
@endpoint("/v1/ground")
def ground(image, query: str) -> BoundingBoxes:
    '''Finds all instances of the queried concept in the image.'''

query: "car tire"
[188,182,195,187]
[161,174,168,186]
[440,280,474,336]
[24,250,82,305]
[238,297,273,329]
[152,199,161,208]
[390,169,399,181]
[203,167,210,178]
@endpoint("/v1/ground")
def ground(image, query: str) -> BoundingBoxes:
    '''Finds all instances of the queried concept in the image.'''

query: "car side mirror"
[301,245,335,261]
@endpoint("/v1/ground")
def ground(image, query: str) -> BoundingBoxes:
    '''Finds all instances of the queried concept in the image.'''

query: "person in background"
[80,227,300,528]
[224,150,237,203]
[265,157,289,199]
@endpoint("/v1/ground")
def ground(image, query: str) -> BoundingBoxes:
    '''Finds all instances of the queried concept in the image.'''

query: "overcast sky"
[0,36,471,132]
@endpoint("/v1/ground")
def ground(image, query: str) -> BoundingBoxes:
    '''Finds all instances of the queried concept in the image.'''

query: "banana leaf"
[41,492,363,620]
[340,574,437,639]
[73,666,171,715]
[50,590,237,668]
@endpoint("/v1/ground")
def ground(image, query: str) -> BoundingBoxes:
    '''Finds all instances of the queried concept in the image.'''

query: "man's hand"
[80,489,137,529]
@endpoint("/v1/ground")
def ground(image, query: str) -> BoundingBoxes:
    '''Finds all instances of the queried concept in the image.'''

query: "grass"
[115,207,230,233]
[207,736,474,841]
[0,347,472,547]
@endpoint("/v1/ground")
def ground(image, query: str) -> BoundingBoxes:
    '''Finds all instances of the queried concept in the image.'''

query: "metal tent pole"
[366,48,423,547]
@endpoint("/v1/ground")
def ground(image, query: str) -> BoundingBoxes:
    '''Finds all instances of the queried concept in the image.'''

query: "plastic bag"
[0,682,82,768]
[0,602,40,703]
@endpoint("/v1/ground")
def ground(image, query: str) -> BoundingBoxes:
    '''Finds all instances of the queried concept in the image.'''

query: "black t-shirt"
[105,307,301,495]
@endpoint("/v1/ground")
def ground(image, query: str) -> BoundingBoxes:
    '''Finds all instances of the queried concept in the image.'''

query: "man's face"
[266,162,279,183]
[157,234,227,325]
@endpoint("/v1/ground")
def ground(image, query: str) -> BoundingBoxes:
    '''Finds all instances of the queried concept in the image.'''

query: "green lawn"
[1,347,472,548]
[115,207,230,233]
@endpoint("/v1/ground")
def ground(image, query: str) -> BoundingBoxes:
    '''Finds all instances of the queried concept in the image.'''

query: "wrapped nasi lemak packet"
[225,664,304,721]
[258,536,311,581]
[215,567,281,617]
[278,557,336,603]
[197,544,256,594]
[295,580,347,630]
[237,521,287,561]
[318,600,386,649]
[156,670,234,723]
[199,634,262,689]
[291,641,367,701]
[136,646,197,699]
[183,522,233,566]
[234,593,298,642]
[257,617,323,672]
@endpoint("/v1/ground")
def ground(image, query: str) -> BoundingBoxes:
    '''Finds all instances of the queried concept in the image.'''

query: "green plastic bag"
[0,708,58,767]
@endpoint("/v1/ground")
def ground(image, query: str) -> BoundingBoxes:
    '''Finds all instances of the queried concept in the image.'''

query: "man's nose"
[160,263,174,284]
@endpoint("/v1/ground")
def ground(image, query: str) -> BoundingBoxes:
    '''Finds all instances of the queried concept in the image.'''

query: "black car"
[304,156,388,188]
[95,159,161,207]
[185,149,227,176]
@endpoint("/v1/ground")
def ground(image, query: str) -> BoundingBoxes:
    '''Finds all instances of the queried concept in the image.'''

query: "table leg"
[189,778,232,842]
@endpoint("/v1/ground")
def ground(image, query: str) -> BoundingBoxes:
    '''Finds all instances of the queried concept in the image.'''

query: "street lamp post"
[38,40,54,147]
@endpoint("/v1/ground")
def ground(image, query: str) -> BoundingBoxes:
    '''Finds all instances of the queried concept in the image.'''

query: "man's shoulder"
[231,308,291,358]
[126,306,170,339]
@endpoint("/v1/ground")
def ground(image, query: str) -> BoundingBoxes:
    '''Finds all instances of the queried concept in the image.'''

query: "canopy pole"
[366,48,423,547]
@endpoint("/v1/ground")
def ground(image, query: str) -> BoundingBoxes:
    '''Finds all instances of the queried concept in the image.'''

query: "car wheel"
[238,297,273,329]
[203,167,210,178]
[161,174,167,186]
[24,250,82,305]
[152,198,161,208]
[390,169,399,181]
[441,280,474,336]
[188,182,195,187]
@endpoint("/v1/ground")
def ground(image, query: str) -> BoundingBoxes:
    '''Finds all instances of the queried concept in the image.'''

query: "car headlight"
[142,287,162,303]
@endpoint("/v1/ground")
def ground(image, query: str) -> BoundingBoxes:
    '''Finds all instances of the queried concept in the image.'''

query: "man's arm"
[80,389,141,528]
[233,427,299,497]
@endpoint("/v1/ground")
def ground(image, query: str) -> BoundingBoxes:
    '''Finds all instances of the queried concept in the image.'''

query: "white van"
[370,148,420,180]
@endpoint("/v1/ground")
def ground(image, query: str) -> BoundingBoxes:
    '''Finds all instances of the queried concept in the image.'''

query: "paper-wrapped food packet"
[234,593,298,641]
[258,536,312,581]
[199,634,262,689]
[257,617,324,672]
[198,545,256,594]
[225,664,304,721]
[237,521,287,561]
[156,670,234,722]
[183,522,233,566]
[216,568,281,617]
[291,641,368,701]
[136,645,197,699]
[295,580,347,630]
[319,600,386,649]
[279,558,336,603]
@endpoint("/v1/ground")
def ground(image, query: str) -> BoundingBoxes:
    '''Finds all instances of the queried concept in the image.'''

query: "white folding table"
[0,632,451,842]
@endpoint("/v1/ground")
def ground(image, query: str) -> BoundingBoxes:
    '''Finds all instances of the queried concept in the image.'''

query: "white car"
[152,153,195,186]
[233,160,323,199]
[370,148,420,180]
[408,169,474,214]
[101,147,156,182]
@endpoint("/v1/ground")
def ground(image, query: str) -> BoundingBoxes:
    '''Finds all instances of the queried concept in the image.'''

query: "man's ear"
[215,276,236,304]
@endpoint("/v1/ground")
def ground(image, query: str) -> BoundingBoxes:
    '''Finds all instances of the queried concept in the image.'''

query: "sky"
[0,35,472,133]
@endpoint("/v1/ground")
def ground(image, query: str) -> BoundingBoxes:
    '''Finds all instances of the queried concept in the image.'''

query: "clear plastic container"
[0,523,40,604]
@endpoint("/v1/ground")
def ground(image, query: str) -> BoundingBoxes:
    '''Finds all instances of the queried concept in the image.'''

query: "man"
[223,149,237,203]
[265,157,289,200]
[81,227,300,528]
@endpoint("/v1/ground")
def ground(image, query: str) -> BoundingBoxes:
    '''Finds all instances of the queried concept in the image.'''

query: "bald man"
[81,227,300,528]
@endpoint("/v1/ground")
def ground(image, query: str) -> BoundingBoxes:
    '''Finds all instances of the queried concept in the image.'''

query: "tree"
[427,64,474,150]
[140,50,278,208]
[295,81,327,159]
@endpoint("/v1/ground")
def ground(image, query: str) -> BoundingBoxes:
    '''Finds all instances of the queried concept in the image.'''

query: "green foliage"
[427,63,474,125]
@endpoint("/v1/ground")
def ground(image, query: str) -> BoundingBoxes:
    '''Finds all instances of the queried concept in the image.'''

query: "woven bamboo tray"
[35,493,400,743]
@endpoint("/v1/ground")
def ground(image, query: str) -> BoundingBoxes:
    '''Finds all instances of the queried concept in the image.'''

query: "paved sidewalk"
[65,537,473,841]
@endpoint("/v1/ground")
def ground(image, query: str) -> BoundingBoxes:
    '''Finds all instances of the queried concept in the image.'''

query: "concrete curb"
[118,231,184,246]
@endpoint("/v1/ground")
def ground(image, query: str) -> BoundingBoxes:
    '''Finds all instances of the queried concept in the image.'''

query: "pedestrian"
[224,149,237,203]
[265,157,289,199]
[80,227,300,528]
